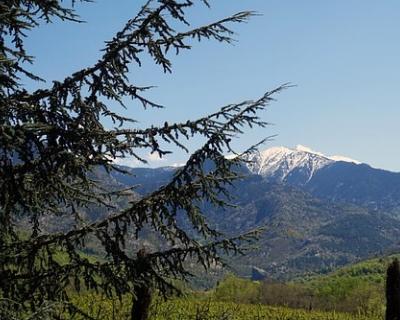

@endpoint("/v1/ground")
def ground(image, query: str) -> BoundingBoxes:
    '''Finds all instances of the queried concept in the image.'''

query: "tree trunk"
[130,285,152,320]
[131,248,152,320]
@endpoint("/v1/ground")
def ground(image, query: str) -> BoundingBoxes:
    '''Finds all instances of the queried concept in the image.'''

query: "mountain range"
[106,145,400,279]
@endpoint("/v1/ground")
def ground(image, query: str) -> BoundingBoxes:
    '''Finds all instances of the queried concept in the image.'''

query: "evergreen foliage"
[386,259,400,320]
[0,0,285,318]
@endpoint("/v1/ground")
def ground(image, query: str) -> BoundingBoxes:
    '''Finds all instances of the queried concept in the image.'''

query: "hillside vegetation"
[53,254,394,319]
[210,254,399,315]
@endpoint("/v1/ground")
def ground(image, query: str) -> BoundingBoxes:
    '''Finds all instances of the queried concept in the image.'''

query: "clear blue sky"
[23,1,400,171]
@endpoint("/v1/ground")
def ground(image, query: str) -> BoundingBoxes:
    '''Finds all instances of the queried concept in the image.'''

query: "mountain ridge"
[100,145,400,279]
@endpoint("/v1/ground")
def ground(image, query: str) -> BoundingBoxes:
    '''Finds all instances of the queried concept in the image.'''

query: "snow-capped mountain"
[246,145,360,183]
[107,149,400,278]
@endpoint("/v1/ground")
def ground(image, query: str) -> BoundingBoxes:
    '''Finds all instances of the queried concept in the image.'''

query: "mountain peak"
[295,144,324,156]
[246,145,361,182]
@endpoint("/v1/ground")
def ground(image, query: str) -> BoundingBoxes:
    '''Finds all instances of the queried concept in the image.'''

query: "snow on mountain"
[245,145,361,182]
[295,145,361,164]
[329,155,361,164]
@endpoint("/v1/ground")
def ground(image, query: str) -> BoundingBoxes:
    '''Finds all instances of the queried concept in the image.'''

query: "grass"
[70,294,383,320]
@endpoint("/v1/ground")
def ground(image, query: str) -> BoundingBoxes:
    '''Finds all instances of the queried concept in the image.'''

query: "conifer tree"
[0,1,285,318]
[386,258,400,320]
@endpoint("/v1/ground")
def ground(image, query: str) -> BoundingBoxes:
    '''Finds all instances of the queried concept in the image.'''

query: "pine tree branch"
[1,86,287,254]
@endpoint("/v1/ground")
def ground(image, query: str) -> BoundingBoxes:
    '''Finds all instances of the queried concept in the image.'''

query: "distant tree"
[0,1,285,319]
[386,258,400,320]
[260,280,313,310]
[214,274,261,304]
